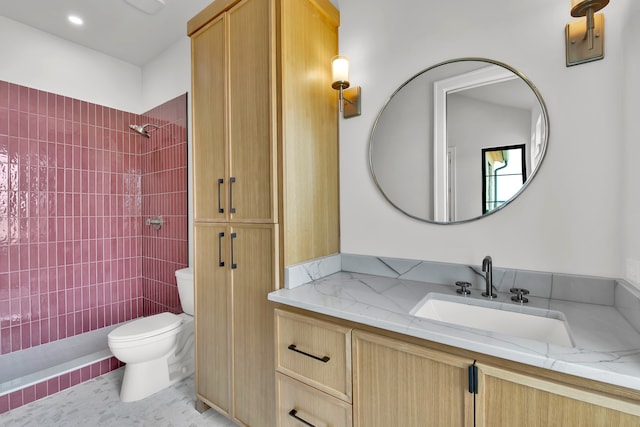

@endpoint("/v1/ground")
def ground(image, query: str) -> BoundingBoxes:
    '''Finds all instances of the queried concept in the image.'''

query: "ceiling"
[0,0,214,66]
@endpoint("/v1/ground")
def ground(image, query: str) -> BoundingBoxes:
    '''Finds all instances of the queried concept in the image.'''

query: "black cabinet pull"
[468,364,478,394]
[218,232,225,267]
[229,177,236,214]
[288,409,315,427]
[230,232,237,269]
[217,178,224,213]
[287,344,330,363]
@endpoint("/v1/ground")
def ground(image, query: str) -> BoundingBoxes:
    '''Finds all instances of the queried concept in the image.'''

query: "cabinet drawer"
[275,309,352,402]
[277,373,352,427]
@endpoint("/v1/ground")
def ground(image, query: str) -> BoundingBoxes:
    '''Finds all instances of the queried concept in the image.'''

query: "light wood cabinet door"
[195,223,277,425]
[276,373,352,427]
[227,0,275,223]
[352,331,474,427]
[192,15,227,222]
[476,363,640,427]
[194,223,231,415]
[192,0,275,224]
[231,223,278,427]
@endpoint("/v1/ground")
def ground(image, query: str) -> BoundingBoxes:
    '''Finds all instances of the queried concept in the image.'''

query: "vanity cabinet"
[274,308,640,427]
[275,309,353,426]
[189,0,339,425]
[276,373,353,427]
[352,330,474,427]
[475,363,640,427]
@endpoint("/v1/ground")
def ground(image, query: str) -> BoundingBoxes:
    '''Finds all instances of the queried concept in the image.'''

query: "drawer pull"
[287,344,330,363]
[288,409,315,427]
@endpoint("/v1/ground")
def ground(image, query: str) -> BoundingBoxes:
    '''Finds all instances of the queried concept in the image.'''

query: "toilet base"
[120,357,171,402]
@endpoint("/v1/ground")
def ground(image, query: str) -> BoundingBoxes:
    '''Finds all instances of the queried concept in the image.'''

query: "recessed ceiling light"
[68,15,84,26]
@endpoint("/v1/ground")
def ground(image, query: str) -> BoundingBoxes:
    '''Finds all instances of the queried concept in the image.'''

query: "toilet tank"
[175,267,194,315]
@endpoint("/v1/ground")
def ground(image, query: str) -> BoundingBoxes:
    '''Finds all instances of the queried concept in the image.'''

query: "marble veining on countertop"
[269,271,640,391]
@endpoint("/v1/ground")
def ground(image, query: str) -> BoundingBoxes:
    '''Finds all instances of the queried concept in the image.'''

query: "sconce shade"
[332,55,350,89]
[570,0,609,17]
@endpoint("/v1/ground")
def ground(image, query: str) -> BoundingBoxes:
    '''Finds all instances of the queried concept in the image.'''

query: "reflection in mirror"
[482,145,526,214]
[369,58,549,224]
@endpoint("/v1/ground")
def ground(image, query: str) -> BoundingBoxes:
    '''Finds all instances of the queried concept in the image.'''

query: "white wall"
[338,0,630,278]
[0,17,143,113]
[141,37,192,113]
[622,6,640,286]
[0,17,192,115]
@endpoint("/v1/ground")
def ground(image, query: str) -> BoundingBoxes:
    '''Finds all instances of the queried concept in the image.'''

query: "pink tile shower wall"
[140,94,188,316]
[0,81,143,356]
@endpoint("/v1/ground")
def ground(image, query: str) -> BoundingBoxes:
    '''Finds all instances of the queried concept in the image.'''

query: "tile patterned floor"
[0,368,236,426]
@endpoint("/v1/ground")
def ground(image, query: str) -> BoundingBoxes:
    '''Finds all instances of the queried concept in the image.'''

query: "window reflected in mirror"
[482,145,527,214]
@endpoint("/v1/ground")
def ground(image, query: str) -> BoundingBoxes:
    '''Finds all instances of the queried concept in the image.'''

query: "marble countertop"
[268,271,640,391]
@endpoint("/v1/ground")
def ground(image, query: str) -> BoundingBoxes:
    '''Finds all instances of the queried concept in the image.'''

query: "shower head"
[129,123,159,138]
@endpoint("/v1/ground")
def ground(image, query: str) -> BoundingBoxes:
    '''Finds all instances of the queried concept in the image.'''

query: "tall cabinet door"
[352,331,474,427]
[194,223,231,415]
[230,223,278,426]
[192,15,228,222]
[227,0,276,223]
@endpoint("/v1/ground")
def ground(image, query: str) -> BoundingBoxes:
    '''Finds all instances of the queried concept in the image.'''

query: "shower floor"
[0,323,121,396]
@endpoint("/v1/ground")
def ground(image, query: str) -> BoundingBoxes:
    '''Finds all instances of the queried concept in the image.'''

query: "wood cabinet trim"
[188,0,241,36]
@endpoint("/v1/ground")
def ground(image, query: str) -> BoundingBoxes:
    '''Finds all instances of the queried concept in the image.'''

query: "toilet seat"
[108,312,182,343]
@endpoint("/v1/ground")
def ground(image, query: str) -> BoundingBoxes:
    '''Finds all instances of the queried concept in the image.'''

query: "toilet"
[107,267,195,402]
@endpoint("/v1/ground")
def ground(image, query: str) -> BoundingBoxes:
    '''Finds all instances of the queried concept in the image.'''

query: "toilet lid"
[108,312,182,342]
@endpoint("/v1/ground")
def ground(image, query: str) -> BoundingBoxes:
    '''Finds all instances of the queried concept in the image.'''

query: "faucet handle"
[455,281,472,295]
[510,287,530,303]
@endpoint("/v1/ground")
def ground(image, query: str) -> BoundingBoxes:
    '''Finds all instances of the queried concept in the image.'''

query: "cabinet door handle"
[217,178,224,213]
[287,344,330,363]
[229,177,236,214]
[230,232,237,269]
[288,409,315,427]
[218,232,225,267]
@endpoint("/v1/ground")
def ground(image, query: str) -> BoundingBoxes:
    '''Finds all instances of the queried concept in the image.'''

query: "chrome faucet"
[481,256,496,298]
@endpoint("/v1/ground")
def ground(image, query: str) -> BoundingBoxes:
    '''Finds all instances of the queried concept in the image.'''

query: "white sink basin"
[410,293,575,347]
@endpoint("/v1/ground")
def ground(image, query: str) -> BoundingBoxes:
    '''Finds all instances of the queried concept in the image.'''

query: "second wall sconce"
[565,0,609,66]
[332,55,361,118]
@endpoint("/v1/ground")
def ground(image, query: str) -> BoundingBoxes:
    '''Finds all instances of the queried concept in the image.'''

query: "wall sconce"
[331,55,361,118]
[565,0,609,66]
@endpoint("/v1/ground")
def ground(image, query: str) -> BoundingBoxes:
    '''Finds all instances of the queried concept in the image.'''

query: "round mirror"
[369,58,549,224]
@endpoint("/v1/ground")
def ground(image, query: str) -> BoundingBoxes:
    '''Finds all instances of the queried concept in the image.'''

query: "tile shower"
[0,81,188,413]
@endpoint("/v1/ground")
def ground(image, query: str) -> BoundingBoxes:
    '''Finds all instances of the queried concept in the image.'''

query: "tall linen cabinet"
[188,1,340,426]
